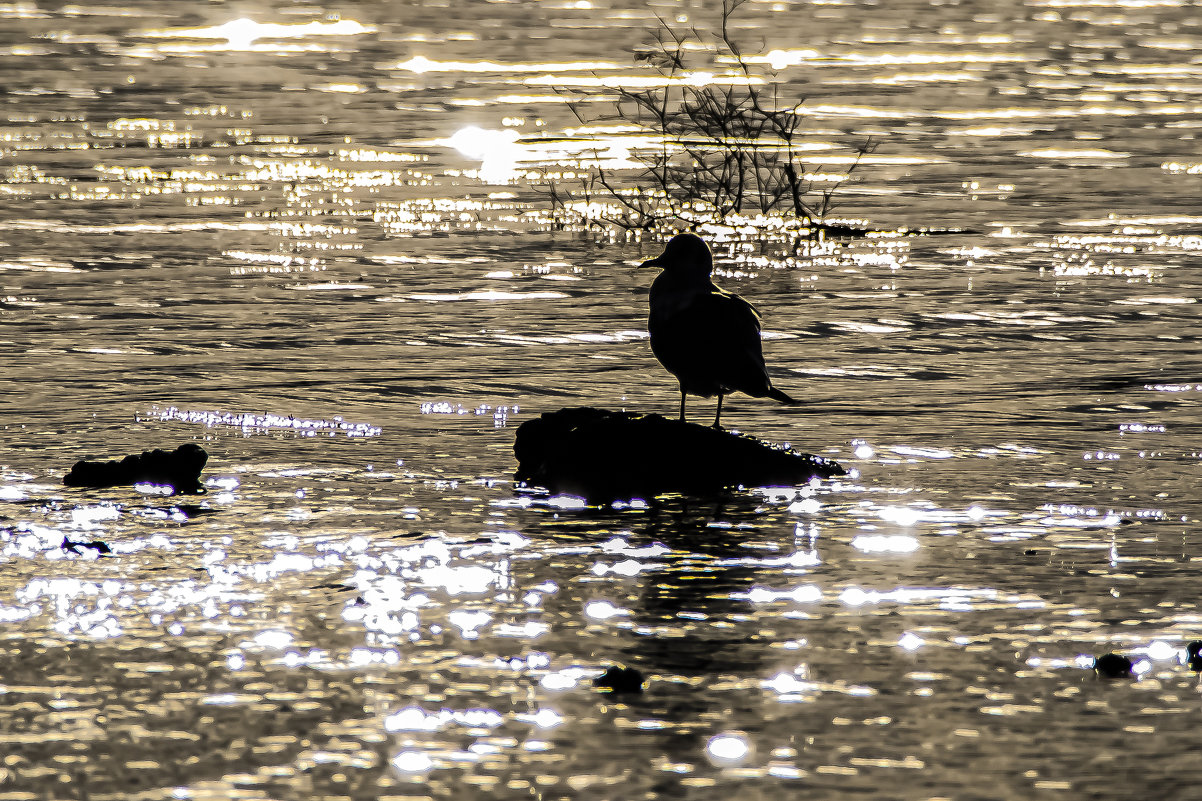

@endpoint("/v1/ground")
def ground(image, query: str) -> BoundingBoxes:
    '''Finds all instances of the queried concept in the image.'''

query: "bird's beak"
[638,256,663,270]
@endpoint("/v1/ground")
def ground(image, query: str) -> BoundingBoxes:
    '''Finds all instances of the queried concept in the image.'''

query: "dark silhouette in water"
[1093,652,1134,679]
[642,233,798,428]
[61,536,111,555]
[63,443,208,494]
[513,407,843,502]
[1186,641,1202,672]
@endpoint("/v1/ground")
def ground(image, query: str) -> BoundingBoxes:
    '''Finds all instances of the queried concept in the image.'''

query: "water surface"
[2,1,1202,798]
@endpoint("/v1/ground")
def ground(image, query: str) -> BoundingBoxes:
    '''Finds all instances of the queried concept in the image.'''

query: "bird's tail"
[767,387,800,406]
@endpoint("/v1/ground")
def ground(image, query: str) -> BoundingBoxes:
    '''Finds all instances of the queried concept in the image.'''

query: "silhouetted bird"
[641,233,797,428]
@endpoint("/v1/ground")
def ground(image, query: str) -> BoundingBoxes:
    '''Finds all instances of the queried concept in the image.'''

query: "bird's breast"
[648,282,708,324]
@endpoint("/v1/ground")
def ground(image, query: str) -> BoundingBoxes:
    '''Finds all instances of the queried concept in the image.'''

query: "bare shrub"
[540,0,874,239]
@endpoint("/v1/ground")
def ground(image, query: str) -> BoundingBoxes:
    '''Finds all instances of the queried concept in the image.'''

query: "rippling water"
[2,1,1202,798]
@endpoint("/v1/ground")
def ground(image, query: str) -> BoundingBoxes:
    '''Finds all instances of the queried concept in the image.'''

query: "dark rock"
[593,665,646,694]
[61,536,111,555]
[1093,652,1134,679]
[63,443,208,494]
[514,407,844,502]
[1186,641,1202,671]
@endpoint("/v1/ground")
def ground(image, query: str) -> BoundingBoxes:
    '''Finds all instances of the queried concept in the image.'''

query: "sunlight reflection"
[743,585,823,604]
[408,289,570,302]
[548,495,588,510]
[591,559,657,577]
[516,708,564,728]
[528,72,762,90]
[251,629,293,649]
[584,600,629,620]
[447,609,492,639]
[788,497,821,515]
[448,125,521,163]
[706,733,751,766]
[417,564,501,595]
[716,546,819,570]
[601,538,669,558]
[1143,641,1178,661]
[1036,505,1123,529]
[540,671,581,690]
[878,506,923,526]
[391,55,623,73]
[839,586,1003,608]
[15,577,123,638]
[138,17,376,53]
[0,485,27,501]
[71,504,119,528]
[143,406,381,438]
[385,707,445,732]
[134,483,176,496]
[742,48,822,69]
[446,125,536,184]
[764,672,812,695]
[391,750,434,773]
[762,669,877,700]
[1022,146,1131,160]
[445,125,640,184]
[851,535,920,554]
[349,647,401,667]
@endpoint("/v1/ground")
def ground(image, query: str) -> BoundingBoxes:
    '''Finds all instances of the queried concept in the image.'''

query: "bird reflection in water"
[579,497,799,792]
[617,495,792,670]
[642,233,798,428]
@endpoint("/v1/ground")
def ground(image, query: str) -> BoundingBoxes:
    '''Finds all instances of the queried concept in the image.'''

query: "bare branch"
[532,0,869,239]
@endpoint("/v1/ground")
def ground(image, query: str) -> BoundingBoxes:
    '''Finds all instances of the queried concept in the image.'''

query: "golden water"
[2,1,1202,798]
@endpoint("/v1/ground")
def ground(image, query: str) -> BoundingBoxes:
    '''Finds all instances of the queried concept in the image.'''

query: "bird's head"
[638,233,713,279]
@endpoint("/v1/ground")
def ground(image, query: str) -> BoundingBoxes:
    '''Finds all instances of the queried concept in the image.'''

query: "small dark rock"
[593,665,646,694]
[63,443,208,494]
[514,407,845,502]
[814,221,870,239]
[1185,641,1202,672]
[61,536,111,555]
[1094,652,1134,679]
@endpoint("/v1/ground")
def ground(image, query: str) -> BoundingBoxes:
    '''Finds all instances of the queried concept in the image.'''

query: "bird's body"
[642,233,796,427]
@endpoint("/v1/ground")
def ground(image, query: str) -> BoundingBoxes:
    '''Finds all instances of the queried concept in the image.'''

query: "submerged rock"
[514,407,844,502]
[63,443,208,494]
[593,665,646,694]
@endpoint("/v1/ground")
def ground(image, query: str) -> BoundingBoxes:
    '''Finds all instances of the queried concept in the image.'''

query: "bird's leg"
[679,390,687,423]
[713,394,724,429]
